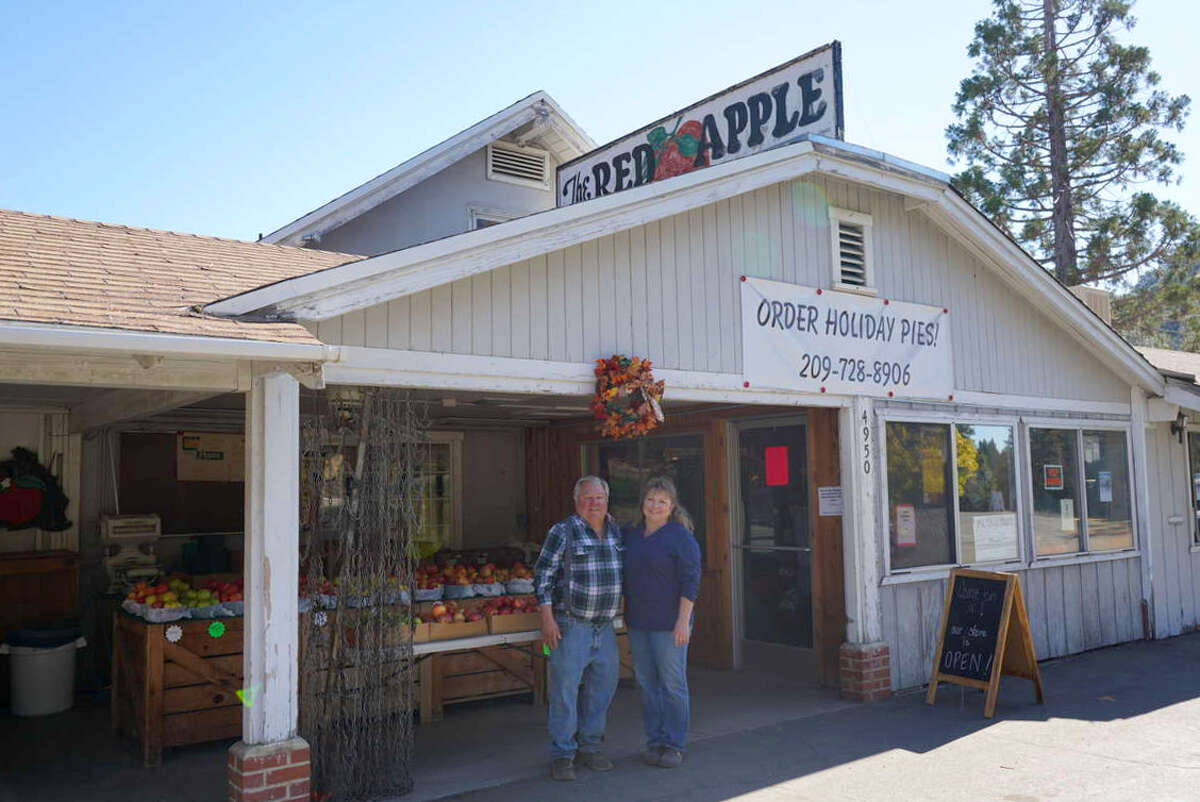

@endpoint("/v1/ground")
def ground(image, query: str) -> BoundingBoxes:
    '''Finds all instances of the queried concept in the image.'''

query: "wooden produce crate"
[427,619,488,641]
[112,614,243,767]
[419,643,545,722]
[487,612,541,634]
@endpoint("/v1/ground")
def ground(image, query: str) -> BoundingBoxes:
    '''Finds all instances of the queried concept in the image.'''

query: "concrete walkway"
[3,633,1198,801]
[429,633,1200,802]
[407,649,851,801]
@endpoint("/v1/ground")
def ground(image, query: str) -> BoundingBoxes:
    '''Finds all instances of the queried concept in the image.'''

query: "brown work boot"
[575,751,615,771]
[551,757,576,781]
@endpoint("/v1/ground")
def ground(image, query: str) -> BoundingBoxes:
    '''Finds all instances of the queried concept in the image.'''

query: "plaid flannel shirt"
[534,513,623,622]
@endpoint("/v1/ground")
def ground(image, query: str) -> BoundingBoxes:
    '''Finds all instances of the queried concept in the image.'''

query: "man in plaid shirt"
[535,475,624,781]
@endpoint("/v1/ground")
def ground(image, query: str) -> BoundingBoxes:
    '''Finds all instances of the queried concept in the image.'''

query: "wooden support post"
[807,407,845,687]
[242,370,301,745]
[839,397,883,647]
[419,654,443,722]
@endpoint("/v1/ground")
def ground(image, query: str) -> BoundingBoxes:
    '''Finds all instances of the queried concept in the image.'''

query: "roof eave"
[261,92,593,247]
[211,138,1163,395]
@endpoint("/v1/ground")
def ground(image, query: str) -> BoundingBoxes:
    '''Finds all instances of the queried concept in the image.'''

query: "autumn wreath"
[591,355,665,440]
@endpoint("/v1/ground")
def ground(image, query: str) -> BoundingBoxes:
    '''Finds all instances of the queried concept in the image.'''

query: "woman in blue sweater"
[623,476,702,769]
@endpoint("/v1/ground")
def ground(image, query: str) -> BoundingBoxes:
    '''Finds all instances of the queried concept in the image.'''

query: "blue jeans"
[627,628,690,751]
[547,615,619,759]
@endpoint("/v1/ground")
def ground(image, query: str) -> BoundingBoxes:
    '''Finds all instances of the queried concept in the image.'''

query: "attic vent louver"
[837,221,867,286]
[829,208,875,293]
[487,142,551,190]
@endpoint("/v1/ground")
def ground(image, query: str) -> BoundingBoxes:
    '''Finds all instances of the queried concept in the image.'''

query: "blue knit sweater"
[622,520,701,631]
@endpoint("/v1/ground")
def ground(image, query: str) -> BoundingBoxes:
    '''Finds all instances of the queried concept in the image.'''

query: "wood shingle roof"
[0,209,360,343]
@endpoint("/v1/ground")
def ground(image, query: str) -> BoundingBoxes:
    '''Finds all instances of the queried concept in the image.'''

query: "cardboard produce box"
[427,619,488,641]
[487,611,542,634]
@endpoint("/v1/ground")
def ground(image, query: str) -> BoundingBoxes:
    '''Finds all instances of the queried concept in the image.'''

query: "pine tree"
[947,0,1191,287]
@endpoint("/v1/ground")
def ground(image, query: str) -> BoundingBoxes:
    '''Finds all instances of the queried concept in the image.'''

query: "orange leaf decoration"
[591,354,666,440]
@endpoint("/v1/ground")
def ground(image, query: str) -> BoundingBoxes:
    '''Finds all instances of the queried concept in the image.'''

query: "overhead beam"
[0,349,245,392]
[70,389,220,433]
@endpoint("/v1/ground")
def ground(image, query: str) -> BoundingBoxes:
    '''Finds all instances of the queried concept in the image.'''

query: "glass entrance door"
[737,422,812,649]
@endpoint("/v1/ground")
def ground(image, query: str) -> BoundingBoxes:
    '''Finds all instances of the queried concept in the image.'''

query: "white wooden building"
[5,80,1200,798]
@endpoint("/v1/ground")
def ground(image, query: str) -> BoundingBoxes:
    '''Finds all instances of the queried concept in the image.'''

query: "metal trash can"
[0,627,86,716]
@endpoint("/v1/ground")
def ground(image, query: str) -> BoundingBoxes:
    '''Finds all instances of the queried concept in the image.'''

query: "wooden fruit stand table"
[111,613,243,767]
[111,611,633,764]
[412,622,633,722]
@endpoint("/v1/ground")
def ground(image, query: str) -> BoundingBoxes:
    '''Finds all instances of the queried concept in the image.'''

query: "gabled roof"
[0,208,360,344]
[206,135,1165,393]
[261,91,594,247]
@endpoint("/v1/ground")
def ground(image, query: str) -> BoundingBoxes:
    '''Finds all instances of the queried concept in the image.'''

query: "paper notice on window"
[895,504,917,546]
[1044,464,1063,491]
[1098,471,1113,503]
[971,513,1018,562]
[818,486,843,517]
[1060,498,1075,532]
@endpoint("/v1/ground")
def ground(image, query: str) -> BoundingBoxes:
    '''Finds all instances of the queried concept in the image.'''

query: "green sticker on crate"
[208,621,226,639]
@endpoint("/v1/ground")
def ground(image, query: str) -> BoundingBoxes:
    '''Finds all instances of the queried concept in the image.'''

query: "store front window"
[956,424,1019,563]
[1030,427,1133,556]
[1029,428,1082,555]
[884,420,1019,570]
[1190,431,1200,545]
[886,422,954,569]
[586,433,707,561]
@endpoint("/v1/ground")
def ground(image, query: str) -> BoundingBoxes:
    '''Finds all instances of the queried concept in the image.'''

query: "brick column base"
[227,736,311,802]
[840,642,891,702]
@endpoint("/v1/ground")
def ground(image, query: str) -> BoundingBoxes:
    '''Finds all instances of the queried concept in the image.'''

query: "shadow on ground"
[2,633,1198,802]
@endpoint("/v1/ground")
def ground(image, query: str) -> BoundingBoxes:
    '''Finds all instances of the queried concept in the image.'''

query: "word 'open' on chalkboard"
[926,568,1045,718]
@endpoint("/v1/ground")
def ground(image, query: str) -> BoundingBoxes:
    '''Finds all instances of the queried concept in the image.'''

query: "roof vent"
[487,142,551,190]
[837,221,867,286]
[829,208,875,293]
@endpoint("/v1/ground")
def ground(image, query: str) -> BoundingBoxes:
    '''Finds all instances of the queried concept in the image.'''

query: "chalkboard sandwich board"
[926,568,1044,718]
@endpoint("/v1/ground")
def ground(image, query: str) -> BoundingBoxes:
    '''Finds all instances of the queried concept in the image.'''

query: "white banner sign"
[557,43,842,207]
[740,277,953,398]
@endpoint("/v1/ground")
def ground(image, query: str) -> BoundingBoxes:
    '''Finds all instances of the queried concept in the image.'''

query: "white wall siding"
[1145,422,1200,637]
[882,558,1144,690]
[318,175,1129,403]
[316,146,559,257]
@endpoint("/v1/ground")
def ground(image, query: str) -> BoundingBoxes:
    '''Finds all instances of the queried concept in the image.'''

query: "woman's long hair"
[635,476,694,532]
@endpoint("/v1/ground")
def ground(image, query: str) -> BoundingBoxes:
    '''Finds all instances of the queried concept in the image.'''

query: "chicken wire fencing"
[298,387,430,801]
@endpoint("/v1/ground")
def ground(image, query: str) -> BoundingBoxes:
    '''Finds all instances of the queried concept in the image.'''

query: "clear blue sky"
[3,1,1198,242]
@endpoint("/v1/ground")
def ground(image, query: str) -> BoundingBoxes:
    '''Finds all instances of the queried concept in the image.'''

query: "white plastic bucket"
[0,636,86,716]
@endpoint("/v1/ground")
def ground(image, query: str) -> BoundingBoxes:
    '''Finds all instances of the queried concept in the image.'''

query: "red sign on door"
[765,446,789,486]
[1043,464,1063,491]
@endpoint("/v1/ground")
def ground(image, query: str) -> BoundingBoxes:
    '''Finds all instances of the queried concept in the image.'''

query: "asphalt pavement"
[427,632,1200,802]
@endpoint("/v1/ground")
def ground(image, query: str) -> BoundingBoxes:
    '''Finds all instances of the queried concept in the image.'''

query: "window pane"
[1083,430,1133,551]
[1190,432,1200,545]
[1030,429,1082,555]
[886,422,954,569]
[589,434,707,563]
[956,424,1019,563]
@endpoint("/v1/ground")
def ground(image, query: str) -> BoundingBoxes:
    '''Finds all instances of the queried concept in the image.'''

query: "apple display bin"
[1,630,87,716]
[111,613,244,768]
[417,642,545,723]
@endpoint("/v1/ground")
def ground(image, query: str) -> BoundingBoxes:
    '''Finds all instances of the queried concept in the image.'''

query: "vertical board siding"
[1145,422,1200,638]
[318,175,1129,404]
[386,298,409,349]
[882,557,1144,690]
